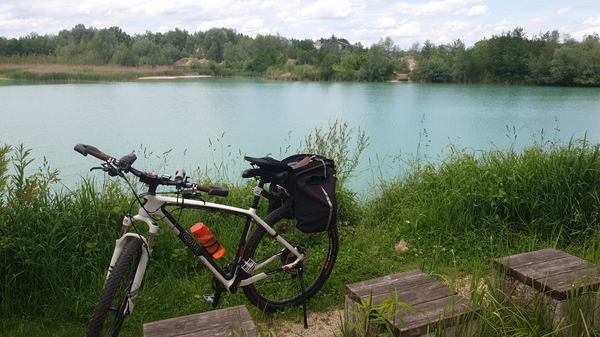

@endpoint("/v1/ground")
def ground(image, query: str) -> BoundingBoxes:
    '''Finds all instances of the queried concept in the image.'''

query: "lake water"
[1,78,600,191]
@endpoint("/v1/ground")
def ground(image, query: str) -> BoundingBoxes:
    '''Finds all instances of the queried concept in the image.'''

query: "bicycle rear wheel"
[86,237,144,337]
[242,204,338,312]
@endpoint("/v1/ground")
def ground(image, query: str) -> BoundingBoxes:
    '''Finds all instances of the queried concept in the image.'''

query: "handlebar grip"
[197,184,229,197]
[74,144,112,162]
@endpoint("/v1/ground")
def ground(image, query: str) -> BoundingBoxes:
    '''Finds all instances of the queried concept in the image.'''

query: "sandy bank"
[138,75,212,80]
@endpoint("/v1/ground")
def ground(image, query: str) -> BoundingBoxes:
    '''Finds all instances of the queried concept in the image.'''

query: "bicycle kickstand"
[298,261,309,329]
[211,290,223,308]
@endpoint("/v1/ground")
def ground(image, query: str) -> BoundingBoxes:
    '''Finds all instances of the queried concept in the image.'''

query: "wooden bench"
[494,248,600,335]
[345,269,479,337]
[143,305,258,337]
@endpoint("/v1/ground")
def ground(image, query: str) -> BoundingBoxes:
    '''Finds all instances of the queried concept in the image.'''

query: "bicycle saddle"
[242,156,290,181]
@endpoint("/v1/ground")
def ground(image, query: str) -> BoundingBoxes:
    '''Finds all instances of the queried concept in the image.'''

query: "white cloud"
[572,27,600,40]
[388,0,483,17]
[454,5,489,17]
[295,0,357,21]
[583,15,600,26]
[2,0,599,47]
[196,18,245,32]
[241,19,270,36]
[557,6,572,15]
[0,17,64,35]
[91,19,120,27]
[371,17,397,29]
[0,4,15,20]
[386,21,423,37]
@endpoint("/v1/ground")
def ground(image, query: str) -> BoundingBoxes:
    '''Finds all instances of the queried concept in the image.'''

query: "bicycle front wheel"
[86,237,144,337]
[242,205,339,312]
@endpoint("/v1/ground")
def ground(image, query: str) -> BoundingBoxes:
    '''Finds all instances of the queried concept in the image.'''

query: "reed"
[0,67,190,82]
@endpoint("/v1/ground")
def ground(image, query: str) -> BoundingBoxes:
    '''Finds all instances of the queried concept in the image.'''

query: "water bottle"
[190,223,226,259]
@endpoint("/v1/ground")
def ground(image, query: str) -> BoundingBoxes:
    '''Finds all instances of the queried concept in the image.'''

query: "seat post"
[249,179,267,209]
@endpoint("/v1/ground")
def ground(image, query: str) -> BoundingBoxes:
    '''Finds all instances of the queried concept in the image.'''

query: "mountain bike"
[74,144,339,337]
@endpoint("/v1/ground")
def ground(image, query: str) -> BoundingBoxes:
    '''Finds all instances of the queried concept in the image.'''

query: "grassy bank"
[0,64,187,82]
[0,63,267,82]
[2,130,600,336]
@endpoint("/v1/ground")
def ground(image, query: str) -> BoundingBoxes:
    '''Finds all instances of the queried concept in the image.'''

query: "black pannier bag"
[273,154,338,233]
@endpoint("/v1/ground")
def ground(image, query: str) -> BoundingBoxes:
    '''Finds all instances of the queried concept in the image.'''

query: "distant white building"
[314,37,350,50]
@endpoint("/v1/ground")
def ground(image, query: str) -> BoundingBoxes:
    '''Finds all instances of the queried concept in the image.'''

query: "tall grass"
[378,136,600,250]
[0,68,192,82]
[0,145,131,321]
[3,126,600,336]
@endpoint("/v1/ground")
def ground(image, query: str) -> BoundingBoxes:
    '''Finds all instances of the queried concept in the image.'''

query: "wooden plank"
[511,255,594,281]
[346,269,427,298]
[394,294,475,337]
[494,249,600,300]
[494,248,567,271]
[366,281,452,308]
[143,305,256,337]
[346,270,478,337]
[346,270,437,300]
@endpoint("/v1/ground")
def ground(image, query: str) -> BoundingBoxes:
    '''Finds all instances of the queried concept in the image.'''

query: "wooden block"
[345,270,479,337]
[494,249,600,336]
[494,248,600,300]
[143,305,257,337]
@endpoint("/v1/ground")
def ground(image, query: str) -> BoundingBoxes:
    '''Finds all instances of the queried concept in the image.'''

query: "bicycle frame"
[104,187,304,315]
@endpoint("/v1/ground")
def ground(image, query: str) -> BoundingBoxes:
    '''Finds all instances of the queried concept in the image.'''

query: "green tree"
[0,37,7,56]
[223,37,253,68]
[111,47,137,67]
[319,53,339,80]
[197,28,242,62]
[69,24,96,45]
[296,49,317,65]
[162,28,189,51]
[527,30,560,84]
[413,57,450,82]
[550,47,581,85]
[360,37,397,82]
[574,34,600,86]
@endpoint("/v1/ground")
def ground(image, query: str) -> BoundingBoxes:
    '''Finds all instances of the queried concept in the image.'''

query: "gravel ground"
[258,309,344,336]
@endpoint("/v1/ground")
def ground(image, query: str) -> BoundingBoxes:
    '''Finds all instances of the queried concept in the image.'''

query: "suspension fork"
[103,214,154,314]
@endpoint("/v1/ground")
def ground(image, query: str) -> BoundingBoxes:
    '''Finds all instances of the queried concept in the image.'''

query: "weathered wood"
[494,248,600,336]
[494,248,600,300]
[345,269,479,337]
[143,305,257,337]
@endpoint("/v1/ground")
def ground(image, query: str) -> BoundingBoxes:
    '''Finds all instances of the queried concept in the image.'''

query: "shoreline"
[0,63,174,73]
[138,75,212,80]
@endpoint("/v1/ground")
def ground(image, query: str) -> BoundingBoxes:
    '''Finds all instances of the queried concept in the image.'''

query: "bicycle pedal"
[203,294,214,304]
[242,258,257,273]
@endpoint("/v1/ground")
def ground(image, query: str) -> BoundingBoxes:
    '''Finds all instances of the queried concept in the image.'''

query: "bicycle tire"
[86,237,144,337]
[242,204,339,312]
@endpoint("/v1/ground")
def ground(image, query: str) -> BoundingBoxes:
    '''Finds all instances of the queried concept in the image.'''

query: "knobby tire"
[86,237,144,337]
[242,204,339,312]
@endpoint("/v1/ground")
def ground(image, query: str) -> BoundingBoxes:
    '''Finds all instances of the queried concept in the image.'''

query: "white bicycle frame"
[103,192,304,315]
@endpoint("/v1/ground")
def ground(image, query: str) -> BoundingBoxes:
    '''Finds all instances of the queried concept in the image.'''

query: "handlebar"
[74,144,111,161]
[74,143,229,197]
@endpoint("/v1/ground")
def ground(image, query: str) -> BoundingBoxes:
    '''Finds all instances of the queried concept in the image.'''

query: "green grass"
[3,129,600,336]
[0,68,193,82]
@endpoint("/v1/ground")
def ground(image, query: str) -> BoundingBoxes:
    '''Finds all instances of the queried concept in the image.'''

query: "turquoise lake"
[1,78,599,191]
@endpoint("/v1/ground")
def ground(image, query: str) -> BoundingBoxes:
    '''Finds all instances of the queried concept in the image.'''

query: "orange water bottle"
[191,223,226,259]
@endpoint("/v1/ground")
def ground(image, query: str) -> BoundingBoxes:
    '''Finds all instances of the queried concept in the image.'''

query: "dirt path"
[258,309,344,336]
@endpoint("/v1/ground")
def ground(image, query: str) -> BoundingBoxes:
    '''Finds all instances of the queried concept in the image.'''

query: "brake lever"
[90,163,119,176]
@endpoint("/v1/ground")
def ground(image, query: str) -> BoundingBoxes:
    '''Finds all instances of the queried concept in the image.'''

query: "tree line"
[412,28,600,86]
[1,25,599,85]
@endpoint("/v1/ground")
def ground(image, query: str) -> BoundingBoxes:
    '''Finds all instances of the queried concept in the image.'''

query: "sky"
[1,0,599,49]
